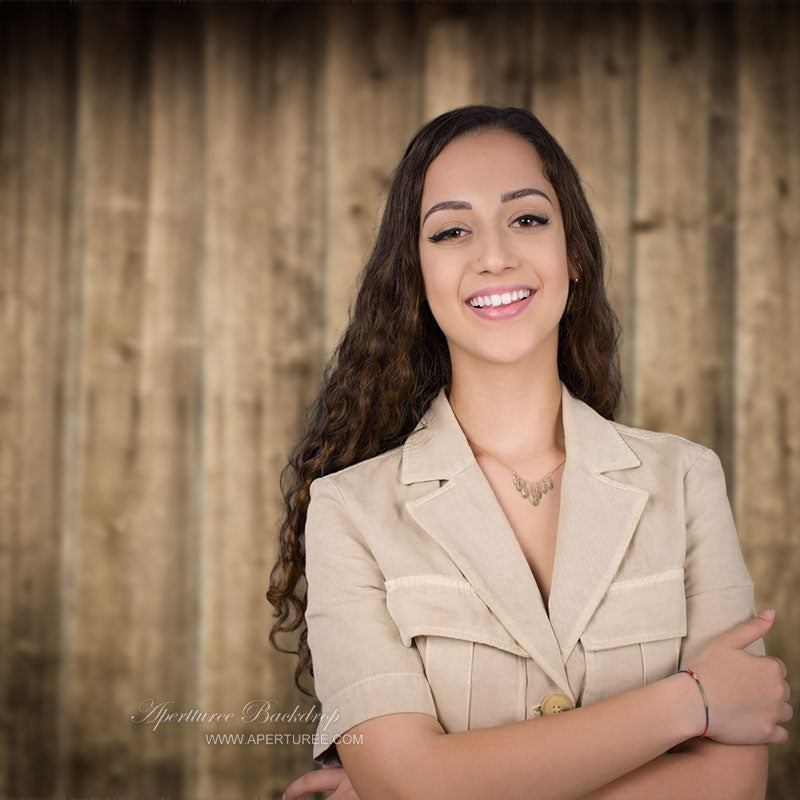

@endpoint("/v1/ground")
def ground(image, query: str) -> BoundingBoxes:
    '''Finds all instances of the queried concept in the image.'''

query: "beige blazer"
[304,381,765,767]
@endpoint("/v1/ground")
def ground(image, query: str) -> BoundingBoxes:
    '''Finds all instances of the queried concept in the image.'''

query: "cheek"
[540,238,569,274]
[420,260,458,314]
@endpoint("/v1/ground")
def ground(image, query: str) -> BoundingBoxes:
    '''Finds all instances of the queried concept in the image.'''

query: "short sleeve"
[679,447,766,670]
[304,476,437,767]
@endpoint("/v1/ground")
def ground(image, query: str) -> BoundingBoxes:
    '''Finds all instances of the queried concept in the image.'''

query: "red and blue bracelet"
[675,667,709,738]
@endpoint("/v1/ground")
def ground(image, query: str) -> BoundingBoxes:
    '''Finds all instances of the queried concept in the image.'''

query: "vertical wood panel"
[261,1,328,794]
[0,6,77,797]
[64,4,155,795]
[199,4,286,794]
[131,4,205,796]
[422,3,476,119]
[704,3,740,466]
[632,2,737,461]
[735,4,800,791]
[324,3,422,353]
[0,13,28,795]
[422,3,531,120]
[472,3,531,107]
[530,1,638,420]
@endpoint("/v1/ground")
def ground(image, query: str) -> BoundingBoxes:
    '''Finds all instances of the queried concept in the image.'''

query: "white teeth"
[468,288,532,308]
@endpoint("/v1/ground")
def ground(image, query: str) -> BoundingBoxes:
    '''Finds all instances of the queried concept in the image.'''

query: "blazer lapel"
[401,381,649,699]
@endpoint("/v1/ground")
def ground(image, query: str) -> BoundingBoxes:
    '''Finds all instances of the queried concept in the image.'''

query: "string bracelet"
[675,667,709,738]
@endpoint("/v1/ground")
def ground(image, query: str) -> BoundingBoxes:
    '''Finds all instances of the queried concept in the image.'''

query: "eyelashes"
[426,213,550,244]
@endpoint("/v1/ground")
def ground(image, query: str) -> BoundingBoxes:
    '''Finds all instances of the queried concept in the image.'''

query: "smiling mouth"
[467,288,533,308]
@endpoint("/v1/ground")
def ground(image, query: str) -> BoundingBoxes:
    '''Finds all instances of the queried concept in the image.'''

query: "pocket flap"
[385,575,528,657]
[581,568,687,650]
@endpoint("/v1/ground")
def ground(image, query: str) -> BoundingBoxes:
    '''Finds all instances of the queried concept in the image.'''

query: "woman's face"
[418,129,574,369]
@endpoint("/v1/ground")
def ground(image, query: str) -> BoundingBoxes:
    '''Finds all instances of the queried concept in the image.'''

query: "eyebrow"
[422,187,553,225]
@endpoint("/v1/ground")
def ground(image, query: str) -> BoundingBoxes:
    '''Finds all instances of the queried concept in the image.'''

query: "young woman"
[268,105,791,800]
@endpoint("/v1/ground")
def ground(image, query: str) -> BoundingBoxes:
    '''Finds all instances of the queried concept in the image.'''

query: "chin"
[448,326,554,366]
[472,343,543,366]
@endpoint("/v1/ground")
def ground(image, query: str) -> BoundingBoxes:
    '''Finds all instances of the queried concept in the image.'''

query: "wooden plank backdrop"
[0,1,797,797]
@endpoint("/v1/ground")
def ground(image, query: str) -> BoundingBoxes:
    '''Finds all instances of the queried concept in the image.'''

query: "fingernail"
[759,609,775,620]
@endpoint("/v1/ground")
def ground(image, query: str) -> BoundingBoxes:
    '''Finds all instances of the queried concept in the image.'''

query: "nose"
[474,224,520,273]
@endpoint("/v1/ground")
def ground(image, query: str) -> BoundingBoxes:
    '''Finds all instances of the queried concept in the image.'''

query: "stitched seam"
[606,568,684,592]
[314,476,376,564]
[614,426,669,440]
[408,626,525,654]
[685,582,754,600]
[584,627,685,648]
[584,648,596,705]
[683,445,711,482]
[640,642,647,684]
[465,641,474,726]
[329,476,354,518]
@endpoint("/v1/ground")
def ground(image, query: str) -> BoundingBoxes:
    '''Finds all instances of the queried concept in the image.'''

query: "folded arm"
[580,739,768,800]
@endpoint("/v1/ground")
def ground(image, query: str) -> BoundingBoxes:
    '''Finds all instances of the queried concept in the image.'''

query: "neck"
[447,367,565,474]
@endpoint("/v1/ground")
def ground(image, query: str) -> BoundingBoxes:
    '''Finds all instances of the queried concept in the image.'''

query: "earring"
[566,276,579,312]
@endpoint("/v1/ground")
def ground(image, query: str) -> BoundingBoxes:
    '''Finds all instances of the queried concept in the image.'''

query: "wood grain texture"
[324,3,422,353]
[422,1,530,118]
[735,4,800,792]
[0,5,77,796]
[65,4,162,795]
[632,2,735,455]
[530,1,638,421]
[0,1,796,797]
[198,3,325,796]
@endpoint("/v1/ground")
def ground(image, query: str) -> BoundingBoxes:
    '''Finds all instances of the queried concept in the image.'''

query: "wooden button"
[540,692,574,715]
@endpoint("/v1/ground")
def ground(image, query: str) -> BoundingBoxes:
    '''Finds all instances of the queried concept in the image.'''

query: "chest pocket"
[580,568,687,705]
[385,576,528,733]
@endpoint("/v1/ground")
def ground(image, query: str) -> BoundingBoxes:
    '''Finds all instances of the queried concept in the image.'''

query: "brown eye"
[512,213,549,227]
[428,227,467,243]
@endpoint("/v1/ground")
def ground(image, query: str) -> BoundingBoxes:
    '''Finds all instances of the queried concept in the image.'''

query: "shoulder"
[309,442,406,505]
[608,418,712,478]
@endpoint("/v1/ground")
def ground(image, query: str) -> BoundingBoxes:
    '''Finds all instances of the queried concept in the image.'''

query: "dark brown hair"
[267,105,622,697]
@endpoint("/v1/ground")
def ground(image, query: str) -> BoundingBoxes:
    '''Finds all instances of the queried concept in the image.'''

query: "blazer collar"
[400,381,649,700]
[401,380,640,482]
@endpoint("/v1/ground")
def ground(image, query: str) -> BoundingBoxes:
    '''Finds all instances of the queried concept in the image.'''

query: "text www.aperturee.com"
[204,732,363,746]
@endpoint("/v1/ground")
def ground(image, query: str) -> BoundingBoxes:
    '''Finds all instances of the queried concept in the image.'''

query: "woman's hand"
[282,765,361,800]
[684,609,792,745]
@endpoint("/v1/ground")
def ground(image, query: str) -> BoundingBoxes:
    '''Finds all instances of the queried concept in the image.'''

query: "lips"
[466,289,536,320]
[465,282,535,303]
[467,287,532,309]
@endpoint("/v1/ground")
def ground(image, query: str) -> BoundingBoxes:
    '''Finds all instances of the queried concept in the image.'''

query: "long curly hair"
[267,104,622,698]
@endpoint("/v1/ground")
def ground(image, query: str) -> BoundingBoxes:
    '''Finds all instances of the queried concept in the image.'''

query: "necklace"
[467,439,566,507]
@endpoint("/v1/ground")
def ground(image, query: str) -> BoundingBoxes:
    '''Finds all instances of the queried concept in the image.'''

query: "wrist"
[659,671,708,742]
[675,668,709,739]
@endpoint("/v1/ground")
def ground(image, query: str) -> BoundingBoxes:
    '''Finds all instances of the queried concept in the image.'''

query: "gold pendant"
[512,471,555,507]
